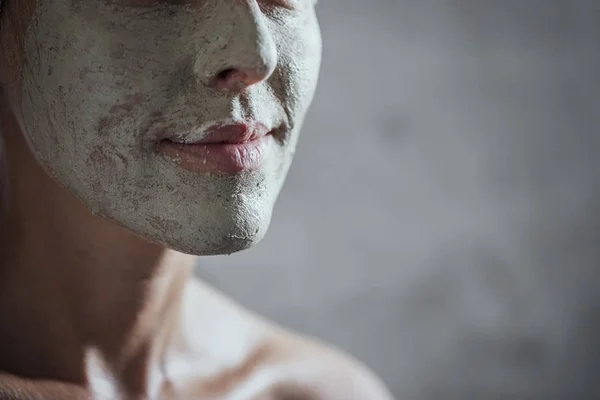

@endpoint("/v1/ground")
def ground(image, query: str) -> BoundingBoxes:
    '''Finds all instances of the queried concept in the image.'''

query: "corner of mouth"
[268,123,291,145]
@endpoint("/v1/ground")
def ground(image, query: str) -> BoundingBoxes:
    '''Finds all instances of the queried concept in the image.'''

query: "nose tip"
[211,66,272,92]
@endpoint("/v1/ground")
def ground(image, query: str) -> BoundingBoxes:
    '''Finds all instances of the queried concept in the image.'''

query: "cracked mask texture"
[17,0,322,254]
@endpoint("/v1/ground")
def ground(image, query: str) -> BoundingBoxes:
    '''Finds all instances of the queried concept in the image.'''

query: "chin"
[186,230,268,256]
[106,198,276,256]
[160,220,271,256]
[138,178,278,256]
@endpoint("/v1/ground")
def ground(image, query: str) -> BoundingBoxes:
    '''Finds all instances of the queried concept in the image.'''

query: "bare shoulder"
[259,331,395,400]
[178,280,394,400]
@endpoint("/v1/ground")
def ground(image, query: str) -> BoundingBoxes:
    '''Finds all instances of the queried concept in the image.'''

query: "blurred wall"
[198,1,600,398]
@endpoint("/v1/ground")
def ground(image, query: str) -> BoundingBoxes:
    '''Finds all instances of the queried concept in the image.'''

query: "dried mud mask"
[17,0,322,254]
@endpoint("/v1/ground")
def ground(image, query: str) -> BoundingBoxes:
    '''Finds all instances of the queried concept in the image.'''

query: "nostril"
[210,67,267,91]
[212,68,252,91]
[216,68,236,82]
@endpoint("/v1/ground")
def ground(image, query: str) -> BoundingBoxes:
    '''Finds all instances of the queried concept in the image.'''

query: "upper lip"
[164,122,272,145]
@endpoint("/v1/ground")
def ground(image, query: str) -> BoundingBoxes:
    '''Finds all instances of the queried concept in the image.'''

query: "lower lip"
[157,135,272,174]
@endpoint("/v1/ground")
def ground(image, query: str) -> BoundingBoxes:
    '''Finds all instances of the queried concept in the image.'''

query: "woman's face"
[1,0,321,254]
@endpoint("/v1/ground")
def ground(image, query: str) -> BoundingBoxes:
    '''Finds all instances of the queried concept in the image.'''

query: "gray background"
[198,1,600,399]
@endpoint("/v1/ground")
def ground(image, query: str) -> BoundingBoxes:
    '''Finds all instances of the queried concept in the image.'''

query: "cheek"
[20,26,165,153]
[272,17,322,118]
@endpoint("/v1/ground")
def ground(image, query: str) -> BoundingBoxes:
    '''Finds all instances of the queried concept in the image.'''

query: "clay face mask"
[17,0,322,254]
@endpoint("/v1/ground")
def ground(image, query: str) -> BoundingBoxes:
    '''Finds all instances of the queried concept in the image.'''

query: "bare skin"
[0,1,394,399]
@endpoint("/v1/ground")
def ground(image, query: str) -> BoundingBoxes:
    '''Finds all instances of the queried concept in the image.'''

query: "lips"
[157,122,276,174]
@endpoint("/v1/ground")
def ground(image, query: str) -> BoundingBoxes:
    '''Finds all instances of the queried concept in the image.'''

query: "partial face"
[2,0,321,254]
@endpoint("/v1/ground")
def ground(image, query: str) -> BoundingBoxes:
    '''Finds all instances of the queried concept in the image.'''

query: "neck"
[0,103,195,396]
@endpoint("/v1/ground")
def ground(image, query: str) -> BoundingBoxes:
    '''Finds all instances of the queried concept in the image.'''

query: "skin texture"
[0,0,395,399]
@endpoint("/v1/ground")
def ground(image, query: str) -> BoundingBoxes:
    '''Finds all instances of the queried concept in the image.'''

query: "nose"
[199,3,278,92]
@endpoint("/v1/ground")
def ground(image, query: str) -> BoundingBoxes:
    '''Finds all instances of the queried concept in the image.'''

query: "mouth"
[157,122,278,174]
